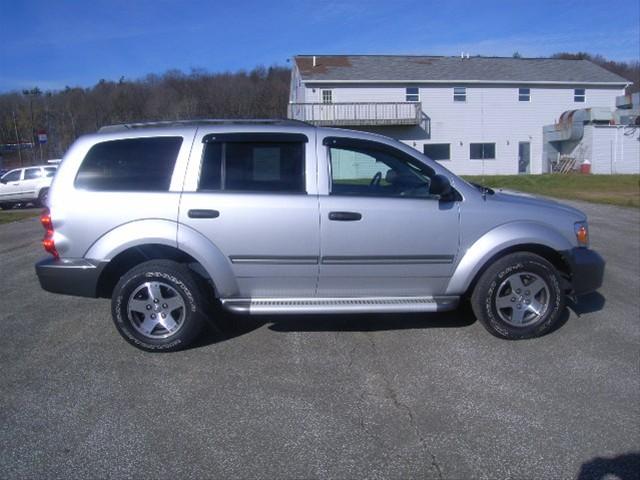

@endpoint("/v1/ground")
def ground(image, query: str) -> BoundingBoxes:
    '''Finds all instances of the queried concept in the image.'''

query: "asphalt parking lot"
[1,200,638,479]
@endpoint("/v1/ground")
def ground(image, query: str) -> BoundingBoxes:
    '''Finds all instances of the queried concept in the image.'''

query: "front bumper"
[562,247,605,296]
[35,258,106,298]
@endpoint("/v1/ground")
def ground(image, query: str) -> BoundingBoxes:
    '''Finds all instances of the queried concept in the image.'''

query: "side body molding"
[445,221,574,295]
[84,219,238,298]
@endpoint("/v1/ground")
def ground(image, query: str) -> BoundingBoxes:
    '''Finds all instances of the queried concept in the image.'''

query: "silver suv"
[35,120,604,351]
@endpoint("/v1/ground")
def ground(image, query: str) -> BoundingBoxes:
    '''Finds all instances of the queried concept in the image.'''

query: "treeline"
[0,66,291,167]
[551,52,639,92]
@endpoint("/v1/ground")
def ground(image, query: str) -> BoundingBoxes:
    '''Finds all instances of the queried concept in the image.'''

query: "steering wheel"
[369,171,382,188]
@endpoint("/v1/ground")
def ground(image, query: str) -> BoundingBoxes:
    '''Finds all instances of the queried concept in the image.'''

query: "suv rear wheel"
[111,260,208,352]
[471,252,565,339]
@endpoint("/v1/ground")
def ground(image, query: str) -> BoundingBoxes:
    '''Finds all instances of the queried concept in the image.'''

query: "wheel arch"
[446,222,574,296]
[96,244,215,299]
[460,243,571,299]
[85,219,238,299]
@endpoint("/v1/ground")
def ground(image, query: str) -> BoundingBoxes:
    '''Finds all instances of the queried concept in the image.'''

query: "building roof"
[294,55,629,85]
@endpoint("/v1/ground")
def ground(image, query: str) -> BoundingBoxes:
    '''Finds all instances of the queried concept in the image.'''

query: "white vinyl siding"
[299,83,622,174]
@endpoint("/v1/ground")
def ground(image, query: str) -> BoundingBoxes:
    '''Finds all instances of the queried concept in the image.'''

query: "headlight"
[574,221,589,247]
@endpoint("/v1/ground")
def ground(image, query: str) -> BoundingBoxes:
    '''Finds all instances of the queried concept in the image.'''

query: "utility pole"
[12,110,22,166]
[23,88,41,165]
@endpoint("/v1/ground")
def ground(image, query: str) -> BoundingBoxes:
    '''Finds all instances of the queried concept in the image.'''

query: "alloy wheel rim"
[127,281,186,339]
[494,271,550,327]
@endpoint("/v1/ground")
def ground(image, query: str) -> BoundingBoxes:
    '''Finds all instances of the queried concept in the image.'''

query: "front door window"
[329,143,437,198]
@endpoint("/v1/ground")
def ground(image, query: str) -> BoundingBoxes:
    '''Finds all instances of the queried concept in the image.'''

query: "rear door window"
[75,137,183,191]
[24,168,43,180]
[198,135,306,193]
[225,142,304,192]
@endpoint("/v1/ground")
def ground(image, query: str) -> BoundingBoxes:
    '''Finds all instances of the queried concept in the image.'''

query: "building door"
[518,142,530,174]
[319,89,334,123]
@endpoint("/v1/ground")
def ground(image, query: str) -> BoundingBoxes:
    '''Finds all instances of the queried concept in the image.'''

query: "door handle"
[329,211,362,221]
[188,209,220,219]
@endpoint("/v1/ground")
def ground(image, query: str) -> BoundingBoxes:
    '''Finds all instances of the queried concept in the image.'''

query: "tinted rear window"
[75,137,183,191]
[198,141,305,193]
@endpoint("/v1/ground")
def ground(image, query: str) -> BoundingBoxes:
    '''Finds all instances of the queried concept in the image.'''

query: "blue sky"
[0,0,638,92]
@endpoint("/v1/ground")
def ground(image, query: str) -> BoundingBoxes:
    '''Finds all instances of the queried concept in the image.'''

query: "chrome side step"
[220,296,459,315]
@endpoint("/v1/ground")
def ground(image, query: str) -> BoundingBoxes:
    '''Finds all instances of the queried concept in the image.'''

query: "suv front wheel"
[111,260,208,352]
[471,252,565,339]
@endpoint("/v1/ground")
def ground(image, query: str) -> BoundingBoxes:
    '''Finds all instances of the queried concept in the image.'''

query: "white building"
[288,55,629,175]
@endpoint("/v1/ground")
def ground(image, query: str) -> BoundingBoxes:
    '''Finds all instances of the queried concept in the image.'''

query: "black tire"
[0,202,14,210]
[37,188,49,207]
[471,252,565,339]
[111,260,208,352]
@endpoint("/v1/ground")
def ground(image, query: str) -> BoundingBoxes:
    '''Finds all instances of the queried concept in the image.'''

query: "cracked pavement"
[1,200,639,479]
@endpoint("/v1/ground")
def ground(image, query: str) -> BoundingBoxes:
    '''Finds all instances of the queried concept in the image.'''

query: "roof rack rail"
[98,118,313,133]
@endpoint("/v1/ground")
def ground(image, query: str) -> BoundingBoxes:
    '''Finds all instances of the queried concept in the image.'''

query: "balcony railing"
[287,102,422,126]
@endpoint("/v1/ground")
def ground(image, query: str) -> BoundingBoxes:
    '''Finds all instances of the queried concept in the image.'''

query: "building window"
[321,89,333,104]
[470,143,496,160]
[574,88,586,102]
[453,87,466,102]
[423,143,450,161]
[518,88,530,102]
[406,87,419,102]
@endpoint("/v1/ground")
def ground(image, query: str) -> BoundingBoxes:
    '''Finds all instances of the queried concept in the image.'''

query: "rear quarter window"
[75,137,183,191]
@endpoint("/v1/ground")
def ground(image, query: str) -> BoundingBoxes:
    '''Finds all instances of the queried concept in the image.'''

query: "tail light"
[40,208,59,259]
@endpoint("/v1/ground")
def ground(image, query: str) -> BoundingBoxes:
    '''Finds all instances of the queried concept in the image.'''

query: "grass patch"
[0,210,40,225]
[462,174,640,208]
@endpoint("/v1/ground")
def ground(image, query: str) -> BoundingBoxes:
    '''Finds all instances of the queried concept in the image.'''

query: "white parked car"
[0,165,57,209]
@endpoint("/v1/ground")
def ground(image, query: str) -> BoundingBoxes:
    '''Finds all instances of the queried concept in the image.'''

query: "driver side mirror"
[430,174,452,199]
[0,178,7,184]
